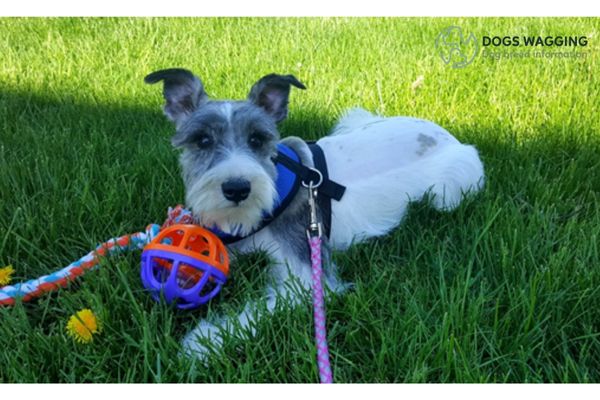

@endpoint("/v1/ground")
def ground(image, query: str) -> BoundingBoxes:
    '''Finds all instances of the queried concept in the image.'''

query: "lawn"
[0,17,599,383]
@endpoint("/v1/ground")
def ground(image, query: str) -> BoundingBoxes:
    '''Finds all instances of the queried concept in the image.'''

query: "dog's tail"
[330,108,382,136]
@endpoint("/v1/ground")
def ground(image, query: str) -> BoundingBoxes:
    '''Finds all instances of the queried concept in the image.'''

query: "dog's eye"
[249,133,265,149]
[195,135,214,149]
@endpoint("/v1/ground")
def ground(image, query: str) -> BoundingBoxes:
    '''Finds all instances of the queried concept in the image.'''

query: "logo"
[436,26,479,69]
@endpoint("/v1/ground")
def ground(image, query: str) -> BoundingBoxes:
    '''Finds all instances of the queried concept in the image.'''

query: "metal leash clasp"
[303,167,323,239]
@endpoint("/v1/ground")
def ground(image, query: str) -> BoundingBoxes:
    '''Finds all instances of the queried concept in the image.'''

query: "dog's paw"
[179,320,223,363]
[180,335,211,363]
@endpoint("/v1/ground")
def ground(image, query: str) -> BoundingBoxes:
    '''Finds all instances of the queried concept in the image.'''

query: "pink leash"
[306,178,333,383]
[309,235,333,383]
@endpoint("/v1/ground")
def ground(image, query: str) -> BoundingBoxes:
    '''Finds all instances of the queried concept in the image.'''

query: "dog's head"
[145,68,305,236]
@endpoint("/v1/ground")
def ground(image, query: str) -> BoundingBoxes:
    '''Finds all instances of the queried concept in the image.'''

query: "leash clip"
[306,180,322,238]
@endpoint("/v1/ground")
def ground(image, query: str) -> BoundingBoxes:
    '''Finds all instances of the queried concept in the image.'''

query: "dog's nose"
[221,179,251,203]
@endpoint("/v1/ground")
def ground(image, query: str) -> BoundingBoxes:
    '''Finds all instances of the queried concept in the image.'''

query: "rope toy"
[0,206,192,306]
[0,226,158,306]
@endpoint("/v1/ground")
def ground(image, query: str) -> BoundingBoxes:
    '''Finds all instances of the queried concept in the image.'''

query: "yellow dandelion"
[0,265,15,286]
[66,309,101,343]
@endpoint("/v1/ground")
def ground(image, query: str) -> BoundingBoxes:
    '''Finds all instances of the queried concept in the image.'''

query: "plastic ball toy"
[140,224,229,310]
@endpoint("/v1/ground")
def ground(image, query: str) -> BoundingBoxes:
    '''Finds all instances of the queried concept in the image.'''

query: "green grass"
[0,17,599,383]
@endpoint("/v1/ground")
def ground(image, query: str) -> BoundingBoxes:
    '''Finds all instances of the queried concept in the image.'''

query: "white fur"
[181,108,485,361]
[221,102,233,123]
[319,108,484,249]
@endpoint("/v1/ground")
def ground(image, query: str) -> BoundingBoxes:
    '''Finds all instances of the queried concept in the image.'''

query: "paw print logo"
[436,26,479,69]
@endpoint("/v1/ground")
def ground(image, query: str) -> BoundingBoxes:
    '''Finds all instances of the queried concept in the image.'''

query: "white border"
[0,0,598,392]
[0,0,599,17]
[2,383,600,398]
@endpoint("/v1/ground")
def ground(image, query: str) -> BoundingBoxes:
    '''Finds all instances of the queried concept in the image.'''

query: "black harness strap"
[273,143,346,239]
[308,143,346,201]
[308,143,344,239]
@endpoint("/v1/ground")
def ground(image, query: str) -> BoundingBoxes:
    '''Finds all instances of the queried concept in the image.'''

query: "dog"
[144,68,485,360]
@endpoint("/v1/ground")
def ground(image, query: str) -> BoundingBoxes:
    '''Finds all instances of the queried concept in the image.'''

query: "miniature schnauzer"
[145,68,485,360]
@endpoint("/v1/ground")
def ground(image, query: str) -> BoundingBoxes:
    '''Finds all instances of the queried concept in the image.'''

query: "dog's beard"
[185,155,276,237]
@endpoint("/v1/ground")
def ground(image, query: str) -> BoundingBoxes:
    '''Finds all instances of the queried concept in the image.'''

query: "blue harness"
[212,143,345,244]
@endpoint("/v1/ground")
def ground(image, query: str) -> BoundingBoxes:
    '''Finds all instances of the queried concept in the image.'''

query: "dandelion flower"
[66,309,101,343]
[0,265,15,286]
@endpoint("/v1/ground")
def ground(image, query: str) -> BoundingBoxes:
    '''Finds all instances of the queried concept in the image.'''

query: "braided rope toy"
[0,225,159,306]
[0,206,194,306]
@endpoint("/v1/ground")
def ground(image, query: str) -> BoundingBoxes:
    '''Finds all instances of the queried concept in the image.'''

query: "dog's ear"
[248,74,306,123]
[144,68,208,125]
